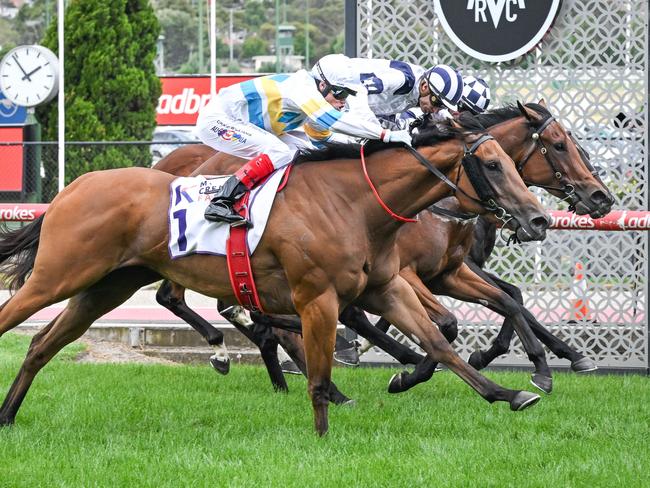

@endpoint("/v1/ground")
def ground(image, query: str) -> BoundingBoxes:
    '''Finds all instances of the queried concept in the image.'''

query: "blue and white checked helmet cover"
[423,64,463,111]
[461,75,491,114]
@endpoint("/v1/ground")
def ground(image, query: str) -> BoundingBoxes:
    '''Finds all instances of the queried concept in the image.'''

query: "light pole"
[198,0,204,74]
[157,34,165,74]
[305,0,310,67]
[275,0,280,73]
[229,8,234,64]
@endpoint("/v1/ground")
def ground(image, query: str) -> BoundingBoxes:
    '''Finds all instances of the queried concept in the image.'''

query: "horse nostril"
[531,215,550,231]
[590,189,610,205]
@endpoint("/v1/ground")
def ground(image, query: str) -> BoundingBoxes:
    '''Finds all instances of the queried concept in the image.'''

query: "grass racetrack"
[1,332,649,487]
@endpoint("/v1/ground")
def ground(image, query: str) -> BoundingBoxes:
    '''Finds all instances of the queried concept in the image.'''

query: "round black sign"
[434,0,562,62]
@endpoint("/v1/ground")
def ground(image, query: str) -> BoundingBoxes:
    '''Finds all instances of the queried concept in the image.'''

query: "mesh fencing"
[357,0,649,368]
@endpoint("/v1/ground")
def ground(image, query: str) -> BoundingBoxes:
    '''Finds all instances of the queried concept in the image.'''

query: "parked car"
[150,129,200,165]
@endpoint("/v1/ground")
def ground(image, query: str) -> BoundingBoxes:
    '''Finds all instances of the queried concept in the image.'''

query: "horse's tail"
[0,215,44,292]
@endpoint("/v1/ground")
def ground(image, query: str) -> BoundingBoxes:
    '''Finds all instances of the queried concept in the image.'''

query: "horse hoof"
[209,356,230,375]
[510,391,541,411]
[468,350,486,370]
[0,416,14,427]
[571,357,598,373]
[387,371,407,394]
[531,374,553,394]
[340,399,356,407]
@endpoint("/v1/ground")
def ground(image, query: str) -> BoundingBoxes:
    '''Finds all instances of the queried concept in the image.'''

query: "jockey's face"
[418,80,442,114]
[319,81,346,111]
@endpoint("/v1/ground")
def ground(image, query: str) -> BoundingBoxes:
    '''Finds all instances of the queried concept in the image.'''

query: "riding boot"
[204,154,275,225]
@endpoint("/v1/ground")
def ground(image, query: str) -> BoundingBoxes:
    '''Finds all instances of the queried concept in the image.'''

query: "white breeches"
[196,101,313,170]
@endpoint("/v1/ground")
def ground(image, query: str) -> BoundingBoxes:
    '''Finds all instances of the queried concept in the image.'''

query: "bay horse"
[0,120,550,435]
[150,101,612,395]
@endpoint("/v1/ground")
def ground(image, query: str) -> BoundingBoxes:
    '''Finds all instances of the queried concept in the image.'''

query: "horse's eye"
[554,142,566,151]
[486,161,500,170]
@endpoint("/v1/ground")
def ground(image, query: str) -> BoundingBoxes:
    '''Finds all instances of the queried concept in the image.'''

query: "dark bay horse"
[0,121,549,435]
[150,102,613,395]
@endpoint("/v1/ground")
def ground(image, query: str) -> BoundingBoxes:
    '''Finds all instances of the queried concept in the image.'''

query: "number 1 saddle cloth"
[167,168,288,260]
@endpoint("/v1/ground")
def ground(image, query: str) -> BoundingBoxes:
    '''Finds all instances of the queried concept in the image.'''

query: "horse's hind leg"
[155,281,229,374]
[0,279,66,338]
[0,266,159,426]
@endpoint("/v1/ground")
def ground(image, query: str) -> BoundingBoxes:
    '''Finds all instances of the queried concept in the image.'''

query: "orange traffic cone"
[571,261,590,320]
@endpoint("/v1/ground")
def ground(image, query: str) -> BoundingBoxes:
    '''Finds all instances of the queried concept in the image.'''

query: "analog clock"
[0,45,60,108]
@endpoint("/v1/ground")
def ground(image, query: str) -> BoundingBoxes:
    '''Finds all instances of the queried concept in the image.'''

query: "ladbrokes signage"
[434,0,562,62]
[157,75,257,125]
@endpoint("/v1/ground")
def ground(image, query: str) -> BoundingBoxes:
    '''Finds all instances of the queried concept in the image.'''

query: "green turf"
[1,332,648,487]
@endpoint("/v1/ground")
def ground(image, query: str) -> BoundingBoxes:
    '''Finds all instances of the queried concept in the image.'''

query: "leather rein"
[360,134,512,225]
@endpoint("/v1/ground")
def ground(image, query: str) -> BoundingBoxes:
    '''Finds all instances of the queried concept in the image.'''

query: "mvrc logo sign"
[434,0,562,63]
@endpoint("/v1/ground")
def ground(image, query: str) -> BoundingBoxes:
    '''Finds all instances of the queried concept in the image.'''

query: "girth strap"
[226,192,264,312]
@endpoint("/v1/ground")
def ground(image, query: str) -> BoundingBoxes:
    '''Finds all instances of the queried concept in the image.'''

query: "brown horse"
[0,120,549,435]
[149,102,612,395]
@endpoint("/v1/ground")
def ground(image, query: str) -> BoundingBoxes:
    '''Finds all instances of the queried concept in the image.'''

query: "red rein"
[360,144,418,223]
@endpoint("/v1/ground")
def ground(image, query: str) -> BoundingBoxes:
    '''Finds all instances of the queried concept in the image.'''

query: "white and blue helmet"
[422,64,463,111]
[460,76,491,114]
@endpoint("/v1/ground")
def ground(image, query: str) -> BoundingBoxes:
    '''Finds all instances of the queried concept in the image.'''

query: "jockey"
[457,75,491,115]
[196,59,412,225]
[390,75,492,133]
[315,55,463,126]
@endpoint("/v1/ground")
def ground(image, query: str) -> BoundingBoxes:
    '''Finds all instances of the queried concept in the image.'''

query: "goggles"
[329,85,353,100]
[315,61,357,101]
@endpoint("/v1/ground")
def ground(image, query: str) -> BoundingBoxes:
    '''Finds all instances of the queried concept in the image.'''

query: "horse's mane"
[293,117,481,165]
[473,102,551,129]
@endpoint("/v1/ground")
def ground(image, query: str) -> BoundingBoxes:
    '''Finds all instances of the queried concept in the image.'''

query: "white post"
[229,8,234,64]
[210,0,216,98]
[57,0,65,192]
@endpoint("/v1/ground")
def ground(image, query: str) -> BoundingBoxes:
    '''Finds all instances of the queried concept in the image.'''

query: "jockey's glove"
[384,129,412,146]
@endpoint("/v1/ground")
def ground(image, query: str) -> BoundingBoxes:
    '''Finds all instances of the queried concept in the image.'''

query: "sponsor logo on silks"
[434,0,561,63]
[209,125,248,144]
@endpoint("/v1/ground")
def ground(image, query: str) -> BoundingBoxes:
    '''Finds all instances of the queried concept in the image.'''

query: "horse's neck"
[487,117,529,163]
[359,144,461,228]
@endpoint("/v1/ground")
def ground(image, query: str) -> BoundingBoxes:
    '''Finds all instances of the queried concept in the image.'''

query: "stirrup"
[204,200,242,223]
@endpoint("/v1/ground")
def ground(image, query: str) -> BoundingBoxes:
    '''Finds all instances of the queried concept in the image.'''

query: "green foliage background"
[34,0,161,196]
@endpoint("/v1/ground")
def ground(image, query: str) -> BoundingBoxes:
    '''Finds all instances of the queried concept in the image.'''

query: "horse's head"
[440,119,550,242]
[513,100,615,218]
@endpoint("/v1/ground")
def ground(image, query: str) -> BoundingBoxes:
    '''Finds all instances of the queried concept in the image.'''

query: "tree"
[37,0,161,198]
[241,35,268,59]
[157,8,196,71]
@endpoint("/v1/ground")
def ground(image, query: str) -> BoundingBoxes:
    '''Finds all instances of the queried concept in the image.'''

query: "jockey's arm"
[290,72,386,141]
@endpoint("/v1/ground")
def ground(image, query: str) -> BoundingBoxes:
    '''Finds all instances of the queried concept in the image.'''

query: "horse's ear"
[517,100,539,121]
[538,98,547,108]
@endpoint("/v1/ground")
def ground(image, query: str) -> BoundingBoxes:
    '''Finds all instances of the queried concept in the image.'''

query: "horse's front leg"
[480,270,597,373]
[387,268,458,394]
[293,287,340,436]
[272,328,354,405]
[432,262,553,394]
[357,276,540,411]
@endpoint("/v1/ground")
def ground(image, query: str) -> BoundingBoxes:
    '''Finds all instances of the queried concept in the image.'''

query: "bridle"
[516,114,608,210]
[361,134,513,228]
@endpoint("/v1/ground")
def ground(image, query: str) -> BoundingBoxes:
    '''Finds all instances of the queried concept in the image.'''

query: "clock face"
[0,45,59,108]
